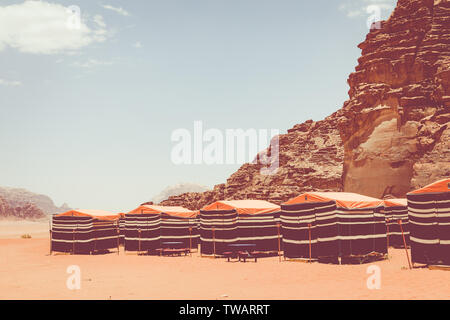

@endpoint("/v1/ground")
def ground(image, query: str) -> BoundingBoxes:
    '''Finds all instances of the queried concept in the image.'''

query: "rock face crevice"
[160,0,449,210]
[338,0,450,197]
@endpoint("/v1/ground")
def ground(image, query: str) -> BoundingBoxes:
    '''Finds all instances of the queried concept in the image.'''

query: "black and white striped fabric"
[125,213,161,251]
[200,209,282,255]
[118,215,126,245]
[236,211,282,252]
[281,201,336,259]
[338,206,386,257]
[281,201,387,260]
[92,219,120,251]
[407,185,450,265]
[384,204,409,247]
[200,210,238,255]
[160,213,199,249]
[51,215,94,253]
[124,213,161,251]
[51,215,119,253]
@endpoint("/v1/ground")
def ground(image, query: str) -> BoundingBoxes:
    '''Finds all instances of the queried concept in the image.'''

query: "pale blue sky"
[0,0,396,212]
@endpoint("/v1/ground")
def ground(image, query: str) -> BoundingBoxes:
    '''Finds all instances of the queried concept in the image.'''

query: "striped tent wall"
[338,206,387,257]
[124,213,161,252]
[51,215,94,253]
[160,213,200,250]
[196,216,201,246]
[118,216,126,245]
[385,205,410,247]
[281,202,387,260]
[199,209,238,255]
[281,201,337,259]
[236,211,282,252]
[407,191,450,265]
[91,219,120,252]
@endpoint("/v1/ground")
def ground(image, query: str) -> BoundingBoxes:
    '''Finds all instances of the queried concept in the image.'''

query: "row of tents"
[50,178,449,266]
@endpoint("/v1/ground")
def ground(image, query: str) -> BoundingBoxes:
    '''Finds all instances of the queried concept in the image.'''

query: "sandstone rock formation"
[0,186,70,215]
[337,0,450,198]
[0,195,46,220]
[160,0,449,210]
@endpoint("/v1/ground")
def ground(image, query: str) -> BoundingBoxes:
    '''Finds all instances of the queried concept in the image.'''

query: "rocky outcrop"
[0,195,46,220]
[336,0,450,198]
[0,186,70,215]
[160,0,449,210]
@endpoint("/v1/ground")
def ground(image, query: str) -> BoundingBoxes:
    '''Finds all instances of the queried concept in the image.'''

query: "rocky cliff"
[0,186,70,216]
[160,0,449,210]
[337,0,450,197]
[0,195,46,220]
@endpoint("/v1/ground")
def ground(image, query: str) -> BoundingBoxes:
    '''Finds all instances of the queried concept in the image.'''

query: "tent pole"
[189,226,192,257]
[399,220,412,269]
[117,225,120,255]
[212,227,216,259]
[386,218,390,252]
[49,220,52,256]
[72,228,75,255]
[308,223,312,263]
[138,229,141,255]
[277,223,281,262]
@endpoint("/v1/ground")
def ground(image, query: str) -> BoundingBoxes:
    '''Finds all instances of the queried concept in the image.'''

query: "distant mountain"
[0,186,71,216]
[152,183,210,204]
[0,195,46,220]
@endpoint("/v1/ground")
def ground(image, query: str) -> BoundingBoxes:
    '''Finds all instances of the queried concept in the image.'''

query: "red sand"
[1,236,450,300]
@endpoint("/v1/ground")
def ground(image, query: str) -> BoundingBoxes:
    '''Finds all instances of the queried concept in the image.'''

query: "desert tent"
[51,209,120,254]
[281,192,386,263]
[407,178,450,266]
[124,205,198,252]
[199,200,281,255]
[384,199,409,247]
[160,209,199,250]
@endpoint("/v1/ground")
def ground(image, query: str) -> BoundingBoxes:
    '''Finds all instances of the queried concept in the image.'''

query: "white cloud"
[133,41,143,48]
[93,15,106,28]
[71,59,114,68]
[102,4,130,17]
[339,0,396,19]
[0,78,22,86]
[0,1,108,55]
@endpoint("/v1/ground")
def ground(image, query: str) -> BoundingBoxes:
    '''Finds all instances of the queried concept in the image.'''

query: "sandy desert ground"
[0,219,50,239]
[1,221,450,300]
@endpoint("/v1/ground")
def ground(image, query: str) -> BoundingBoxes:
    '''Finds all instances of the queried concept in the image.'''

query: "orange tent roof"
[283,192,384,209]
[55,209,120,221]
[384,199,407,207]
[127,205,198,218]
[201,200,280,214]
[408,178,450,195]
